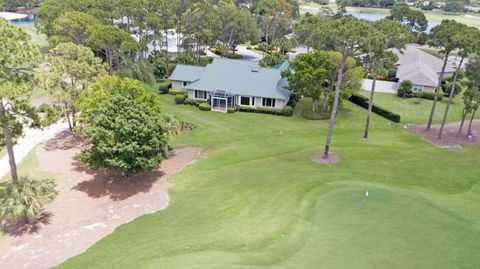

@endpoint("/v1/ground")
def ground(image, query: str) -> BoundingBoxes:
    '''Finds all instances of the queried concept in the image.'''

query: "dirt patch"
[312,152,340,164]
[407,120,480,148]
[0,132,199,269]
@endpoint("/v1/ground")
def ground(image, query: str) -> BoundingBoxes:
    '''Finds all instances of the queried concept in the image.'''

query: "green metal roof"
[168,64,205,82]
[183,59,291,100]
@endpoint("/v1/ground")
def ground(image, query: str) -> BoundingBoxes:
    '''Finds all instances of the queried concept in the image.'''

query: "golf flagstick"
[363,190,369,208]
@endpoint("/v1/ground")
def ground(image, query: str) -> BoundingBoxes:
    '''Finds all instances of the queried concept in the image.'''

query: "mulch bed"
[312,152,340,164]
[406,120,480,148]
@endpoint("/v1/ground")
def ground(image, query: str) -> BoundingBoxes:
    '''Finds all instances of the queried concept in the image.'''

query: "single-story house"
[394,45,456,92]
[169,58,291,112]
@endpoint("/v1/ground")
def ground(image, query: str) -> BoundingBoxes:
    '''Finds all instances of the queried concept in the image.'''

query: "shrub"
[349,93,401,123]
[260,52,287,67]
[177,53,195,65]
[184,98,206,106]
[414,91,443,101]
[282,106,293,116]
[158,80,172,94]
[227,53,242,59]
[0,178,56,224]
[442,81,463,97]
[169,89,187,96]
[236,105,291,116]
[153,58,167,79]
[198,103,211,111]
[397,80,413,98]
[227,107,235,113]
[246,46,252,50]
[199,56,214,66]
[174,94,185,104]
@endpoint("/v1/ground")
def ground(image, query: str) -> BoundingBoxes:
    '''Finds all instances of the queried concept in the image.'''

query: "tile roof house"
[394,45,456,92]
[169,58,291,112]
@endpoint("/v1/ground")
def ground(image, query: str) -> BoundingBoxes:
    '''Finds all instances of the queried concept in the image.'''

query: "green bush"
[169,89,187,96]
[414,91,443,101]
[236,105,291,116]
[198,103,211,111]
[158,80,172,94]
[153,58,167,79]
[398,80,413,98]
[349,93,401,123]
[227,107,235,113]
[282,106,293,116]
[0,177,56,224]
[227,53,242,59]
[174,94,185,104]
[184,98,206,106]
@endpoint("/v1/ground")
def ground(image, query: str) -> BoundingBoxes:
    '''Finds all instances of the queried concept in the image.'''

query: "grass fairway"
[56,95,480,268]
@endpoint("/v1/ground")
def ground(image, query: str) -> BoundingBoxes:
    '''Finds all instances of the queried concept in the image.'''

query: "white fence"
[362,79,398,94]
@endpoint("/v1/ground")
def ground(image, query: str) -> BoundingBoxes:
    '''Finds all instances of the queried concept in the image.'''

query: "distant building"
[394,45,455,92]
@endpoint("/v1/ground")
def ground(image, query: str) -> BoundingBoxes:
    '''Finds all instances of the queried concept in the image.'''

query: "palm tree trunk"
[324,55,347,158]
[467,109,477,137]
[427,51,450,130]
[363,66,378,139]
[0,97,18,182]
[438,56,464,139]
[457,108,468,137]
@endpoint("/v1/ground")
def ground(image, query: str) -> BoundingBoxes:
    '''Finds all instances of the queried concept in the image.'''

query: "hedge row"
[414,91,442,101]
[237,105,293,116]
[349,93,401,123]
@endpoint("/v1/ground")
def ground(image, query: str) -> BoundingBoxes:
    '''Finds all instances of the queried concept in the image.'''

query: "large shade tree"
[308,16,375,158]
[389,3,428,32]
[77,76,169,176]
[0,19,42,182]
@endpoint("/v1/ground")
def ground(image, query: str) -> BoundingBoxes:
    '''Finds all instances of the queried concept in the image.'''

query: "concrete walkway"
[0,121,68,179]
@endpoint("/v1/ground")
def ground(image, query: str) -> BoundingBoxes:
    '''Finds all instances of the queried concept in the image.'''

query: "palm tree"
[0,177,56,224]
[162,114,182,158]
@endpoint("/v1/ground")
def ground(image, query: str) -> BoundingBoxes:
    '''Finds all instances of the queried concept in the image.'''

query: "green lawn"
[361,91,480,124]
[55,94,480,268]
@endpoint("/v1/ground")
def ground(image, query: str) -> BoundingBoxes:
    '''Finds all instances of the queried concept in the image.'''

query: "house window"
[194,90,207,100]
[182,81,189,87]
[413,84,424,92]
[262,98,276,107]
[240,96,250,106]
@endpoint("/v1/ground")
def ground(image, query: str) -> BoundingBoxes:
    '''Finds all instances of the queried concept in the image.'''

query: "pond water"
[346,11,438,32]
[9,14,35,25]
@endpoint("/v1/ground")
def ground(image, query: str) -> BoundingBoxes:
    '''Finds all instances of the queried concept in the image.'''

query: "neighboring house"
[169,58,291,112]
[394,45,456,92]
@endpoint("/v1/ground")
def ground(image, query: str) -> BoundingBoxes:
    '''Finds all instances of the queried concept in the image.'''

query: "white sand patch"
[0,12,28,21]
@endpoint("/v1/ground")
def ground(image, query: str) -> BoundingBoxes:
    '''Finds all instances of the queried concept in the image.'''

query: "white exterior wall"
[237,96,288,109]
[171,80,184,90]
[187,90,195,99]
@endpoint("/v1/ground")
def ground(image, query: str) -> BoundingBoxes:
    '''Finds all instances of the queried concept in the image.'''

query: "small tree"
[77,76,168,176]
[398,80,413,98]
[0,18,42,182]
[282,51,336,112]
[40,42,106,132]
[0,178,56,224]
[259,52,287,67]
